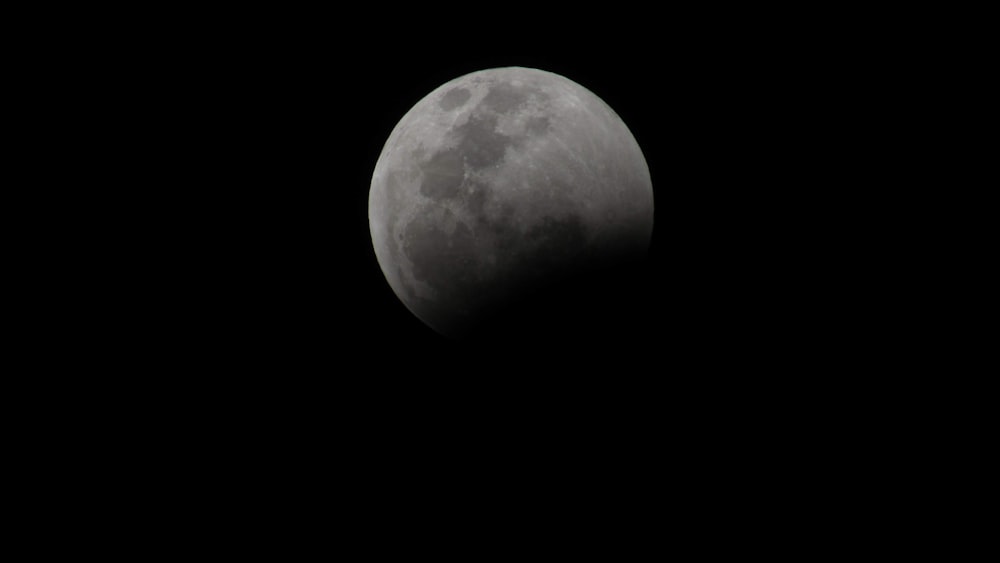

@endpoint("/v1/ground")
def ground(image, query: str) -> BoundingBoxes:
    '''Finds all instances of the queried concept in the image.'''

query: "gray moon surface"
[369,67,654,337]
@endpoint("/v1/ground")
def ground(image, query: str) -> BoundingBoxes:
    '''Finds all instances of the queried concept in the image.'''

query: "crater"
[402,215,482,308]
[481,81,546,113]
[439,87,471,111]
[525,116,551,136]
[419,148,465,200]
[454,114,510,169]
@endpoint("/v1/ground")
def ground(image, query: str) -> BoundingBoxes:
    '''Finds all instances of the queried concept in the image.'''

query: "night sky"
[188,36,680,365]
[119,7,870,416]
[129,10,866,410]
[59,6,901,548]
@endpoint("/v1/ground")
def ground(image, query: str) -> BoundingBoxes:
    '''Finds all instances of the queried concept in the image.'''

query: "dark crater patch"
[418,148,464,200]
[439,87,471,111]
[446,87,551,174]
[525,116,551,136]
[481,81,546,114]
[403,214,479,296]
[454,114,510,169]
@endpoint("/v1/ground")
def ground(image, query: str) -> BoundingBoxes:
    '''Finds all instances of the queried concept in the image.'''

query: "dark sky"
[62,8,902,543]
[178,34,674,356]
[135,10,861,392]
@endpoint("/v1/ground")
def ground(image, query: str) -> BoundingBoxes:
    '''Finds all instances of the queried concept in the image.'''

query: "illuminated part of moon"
[369,67,654,337]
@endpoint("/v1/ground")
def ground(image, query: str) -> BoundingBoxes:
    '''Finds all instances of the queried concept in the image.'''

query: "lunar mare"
[369,67,654,337]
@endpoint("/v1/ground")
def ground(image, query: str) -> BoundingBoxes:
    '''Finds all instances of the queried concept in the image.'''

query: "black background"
[153,16,790,358]
[57,7,913,547]
[144,15,860,386]
[123,17,856,440]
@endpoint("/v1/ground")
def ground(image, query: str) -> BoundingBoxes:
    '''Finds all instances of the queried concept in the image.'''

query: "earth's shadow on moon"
[437,257,655,349]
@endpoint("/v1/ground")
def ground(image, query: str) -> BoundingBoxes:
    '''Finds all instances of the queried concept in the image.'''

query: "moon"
[369,67,654,338]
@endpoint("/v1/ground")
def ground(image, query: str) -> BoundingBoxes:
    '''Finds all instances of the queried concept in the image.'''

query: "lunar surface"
[369,67,654,338]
